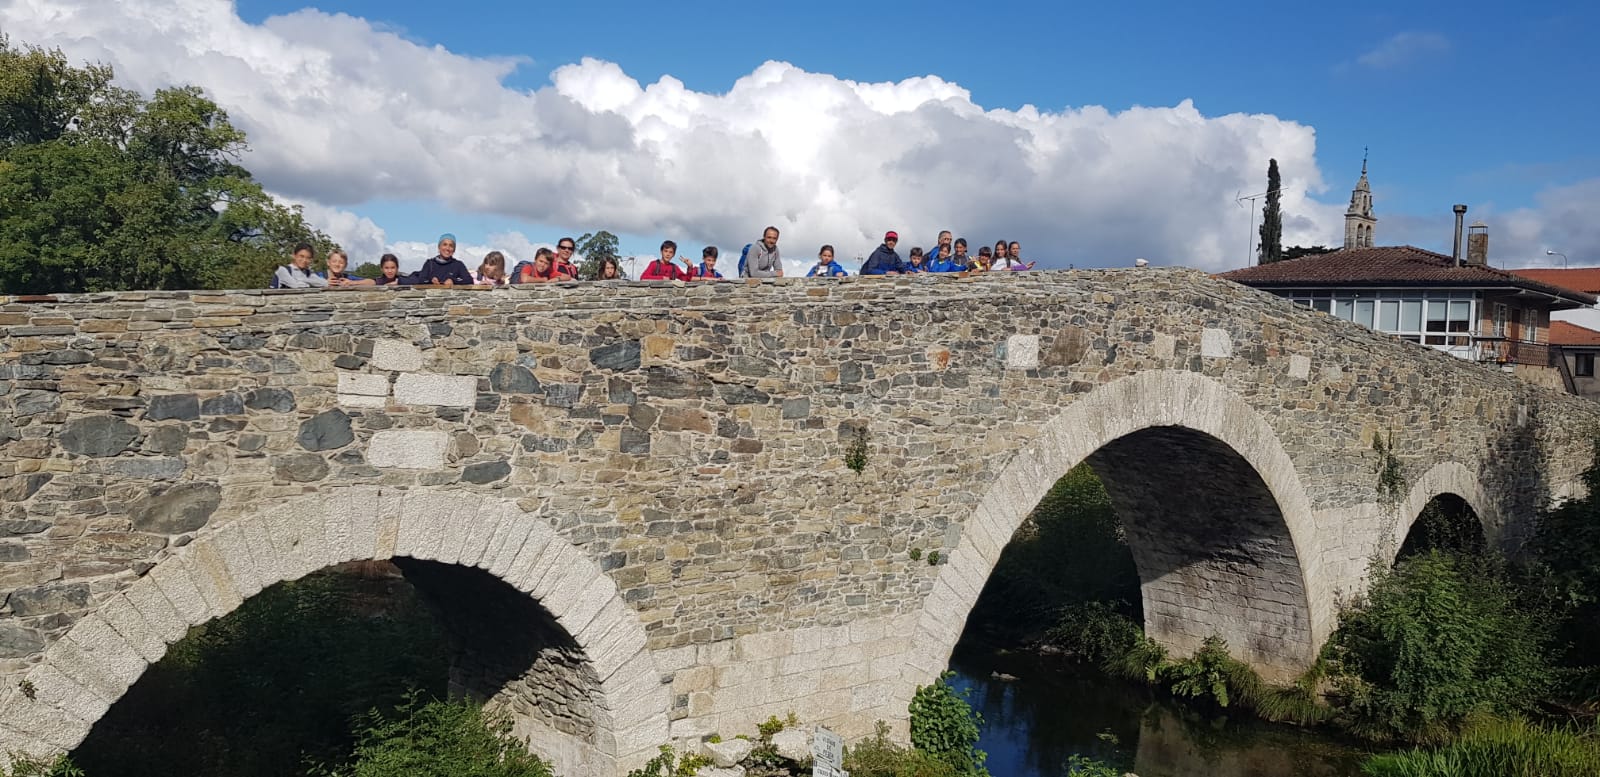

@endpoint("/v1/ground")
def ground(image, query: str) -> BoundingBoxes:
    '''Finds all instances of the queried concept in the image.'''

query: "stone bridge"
[2,271,1596,775]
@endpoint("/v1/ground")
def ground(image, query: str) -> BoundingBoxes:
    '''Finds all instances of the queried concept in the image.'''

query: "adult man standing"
[743,226,784,278]
[860,231,906,275]
[415,233,473,285]
[927,230,956,264]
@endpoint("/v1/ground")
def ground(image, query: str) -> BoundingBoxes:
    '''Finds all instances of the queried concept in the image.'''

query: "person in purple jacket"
[415,233,473,285]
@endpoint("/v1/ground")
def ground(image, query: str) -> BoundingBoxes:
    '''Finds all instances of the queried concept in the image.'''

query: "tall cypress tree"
[1258,159,1283,264]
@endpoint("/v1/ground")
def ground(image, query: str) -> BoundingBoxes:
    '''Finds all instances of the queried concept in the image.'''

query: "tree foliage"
[1258,158,1283,264]
[972,464,1140,636]
[1320,552,1551,742]
[0,36,333,293]
[71,570,451,777]
[575,230,620,280]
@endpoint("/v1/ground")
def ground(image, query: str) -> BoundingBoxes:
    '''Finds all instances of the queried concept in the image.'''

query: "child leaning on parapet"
[270,243,328,289]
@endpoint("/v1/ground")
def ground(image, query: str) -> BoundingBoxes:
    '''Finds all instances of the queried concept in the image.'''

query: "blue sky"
[10,0,1598,269]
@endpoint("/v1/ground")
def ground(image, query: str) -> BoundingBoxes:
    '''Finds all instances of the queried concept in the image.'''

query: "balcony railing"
[1475,337,1556,368]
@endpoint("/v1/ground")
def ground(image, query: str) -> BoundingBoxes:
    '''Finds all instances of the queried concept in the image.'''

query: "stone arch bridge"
[2,270,1596,775]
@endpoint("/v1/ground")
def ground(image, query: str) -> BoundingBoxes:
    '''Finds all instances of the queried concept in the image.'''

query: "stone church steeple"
[1344,153,1376,249]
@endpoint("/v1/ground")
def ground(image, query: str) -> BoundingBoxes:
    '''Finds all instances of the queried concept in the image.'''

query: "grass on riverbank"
[1361,717,1600,777]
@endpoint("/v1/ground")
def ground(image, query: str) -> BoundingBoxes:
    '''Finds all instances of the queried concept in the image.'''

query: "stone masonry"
[3,270,1599,775]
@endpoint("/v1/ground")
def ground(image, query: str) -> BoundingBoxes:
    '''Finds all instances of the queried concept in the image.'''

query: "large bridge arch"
[902,370,1332,688]
[0,489,669,777]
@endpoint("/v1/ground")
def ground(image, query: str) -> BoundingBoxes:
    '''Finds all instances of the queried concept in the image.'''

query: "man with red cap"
[860,230,907,275]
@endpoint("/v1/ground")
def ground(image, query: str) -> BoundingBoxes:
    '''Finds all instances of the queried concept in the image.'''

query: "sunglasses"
[558,244,575,250]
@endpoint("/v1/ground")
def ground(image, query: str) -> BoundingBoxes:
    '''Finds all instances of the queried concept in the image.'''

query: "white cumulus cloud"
[4,0,1354,271]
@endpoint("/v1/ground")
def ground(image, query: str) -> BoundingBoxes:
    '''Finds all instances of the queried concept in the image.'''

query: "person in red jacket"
[641,241,692,281]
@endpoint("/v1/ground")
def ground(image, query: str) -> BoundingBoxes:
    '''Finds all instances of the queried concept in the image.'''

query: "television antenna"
[1235,188,1281,265]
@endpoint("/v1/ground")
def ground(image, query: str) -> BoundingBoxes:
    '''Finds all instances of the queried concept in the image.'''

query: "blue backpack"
[738,243,752,277]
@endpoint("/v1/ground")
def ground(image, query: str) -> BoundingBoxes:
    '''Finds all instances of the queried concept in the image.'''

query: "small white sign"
[813,726,845,776]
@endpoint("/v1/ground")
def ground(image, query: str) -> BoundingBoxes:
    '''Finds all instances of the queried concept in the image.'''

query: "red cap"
[885,231,899,241]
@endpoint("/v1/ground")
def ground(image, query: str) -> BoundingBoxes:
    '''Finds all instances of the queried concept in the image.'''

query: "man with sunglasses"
[551,238,581,280]
[860,231,907,275]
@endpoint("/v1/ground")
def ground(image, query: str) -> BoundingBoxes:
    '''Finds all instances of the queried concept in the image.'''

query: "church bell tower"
[1344,153,1376,249]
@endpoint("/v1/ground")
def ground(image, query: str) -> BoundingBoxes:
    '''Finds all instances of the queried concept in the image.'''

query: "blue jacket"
[807,260,848,277]
[860,244,905,275]
[415,255,473,285]
[926,245,957,264]
[928,256,967,273]
[905,259,929,273]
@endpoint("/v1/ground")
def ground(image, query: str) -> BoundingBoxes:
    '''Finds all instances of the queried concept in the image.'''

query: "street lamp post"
[1547,250,1569,268]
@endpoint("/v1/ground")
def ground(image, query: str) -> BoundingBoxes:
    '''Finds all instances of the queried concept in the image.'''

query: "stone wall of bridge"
[2,270,1598,774]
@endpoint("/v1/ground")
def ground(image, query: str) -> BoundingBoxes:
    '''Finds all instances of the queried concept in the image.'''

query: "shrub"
[310,694,552,777]
[1321,551,1551,742]
[1105,634,1167,684]
[624,745,712,777]
[1164,636,1236,707]
[909,672,990,777]
[844,722,962,777]
[1064,754,1123,777]
[1045,601,1142,663]
[1361,717,1600,776]
[2,756,82,777]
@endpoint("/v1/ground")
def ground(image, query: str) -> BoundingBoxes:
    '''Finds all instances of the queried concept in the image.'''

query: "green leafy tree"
[1258,158,1283,264]
[1321,552,1551,742]
[575,230,619,279]
[0,37,334,293]
[353,262,383,280]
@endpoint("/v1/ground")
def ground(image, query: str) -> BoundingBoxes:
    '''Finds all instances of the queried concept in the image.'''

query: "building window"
[1275,289,1477,353]
[1577,354,1595,378]
[1494,304,1508,337]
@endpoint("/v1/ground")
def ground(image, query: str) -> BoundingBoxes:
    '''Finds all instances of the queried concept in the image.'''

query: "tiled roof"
[1217,245,1596,305]
[1510,268,1600,295]
[1551,321,1600,347]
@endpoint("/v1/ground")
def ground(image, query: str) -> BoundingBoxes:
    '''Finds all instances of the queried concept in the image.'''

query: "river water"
[947,642,1372,777]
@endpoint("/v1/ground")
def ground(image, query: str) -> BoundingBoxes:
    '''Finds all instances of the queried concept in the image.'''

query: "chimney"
[1452,204,1468,267]
[1467,222,1488,266]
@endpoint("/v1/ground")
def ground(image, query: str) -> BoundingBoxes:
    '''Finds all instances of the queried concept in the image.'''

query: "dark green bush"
[908,672,990,777]
[844,722,962,777]
[1045,601,1143,663]
[309,694,551,777]
[1322,551,1551,742]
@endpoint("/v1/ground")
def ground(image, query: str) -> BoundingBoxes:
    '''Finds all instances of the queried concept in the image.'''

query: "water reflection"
[948,643,1368,777]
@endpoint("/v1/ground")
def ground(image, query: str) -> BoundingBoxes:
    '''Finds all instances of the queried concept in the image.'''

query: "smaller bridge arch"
[902,370,1333,691]
[1391,461,1496,562]
[0,489,669,777]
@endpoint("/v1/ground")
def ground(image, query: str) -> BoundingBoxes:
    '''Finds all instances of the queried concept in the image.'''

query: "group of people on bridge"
[269,227,1038,289]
